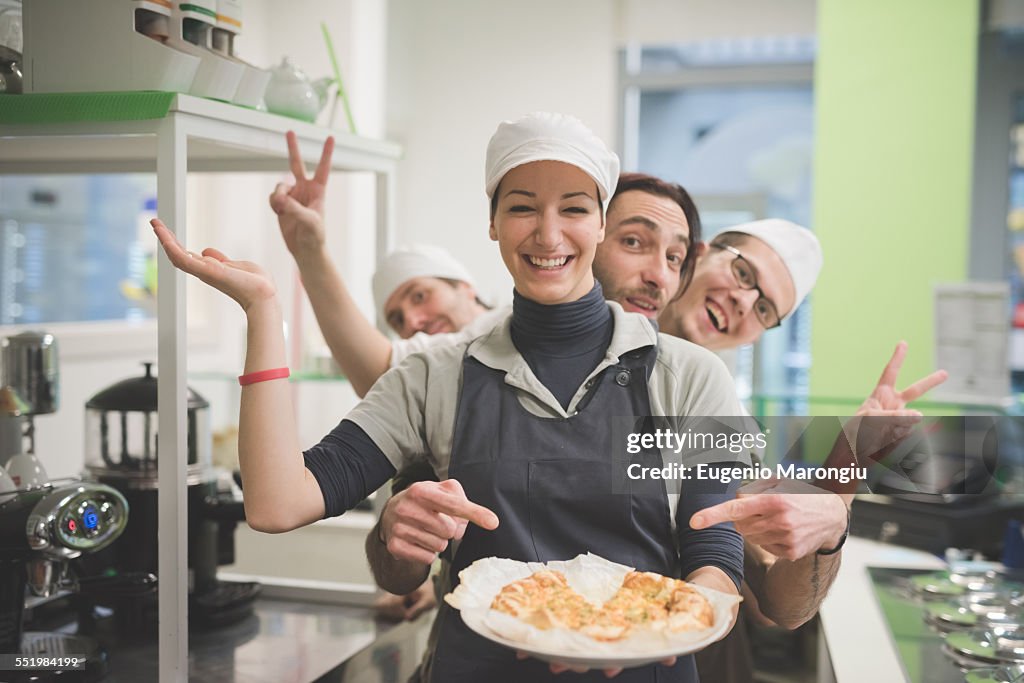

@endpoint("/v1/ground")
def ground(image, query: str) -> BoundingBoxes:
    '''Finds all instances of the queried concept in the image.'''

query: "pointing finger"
[421,481,499,530]
[440,495,499,531]
[691,497,758,529]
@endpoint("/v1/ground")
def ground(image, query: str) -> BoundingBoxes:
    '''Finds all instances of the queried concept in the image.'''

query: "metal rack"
[0,92,401,681]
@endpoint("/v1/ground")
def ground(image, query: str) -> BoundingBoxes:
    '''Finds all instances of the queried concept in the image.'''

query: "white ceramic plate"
[446,554,742,670]
[460,600,735,669]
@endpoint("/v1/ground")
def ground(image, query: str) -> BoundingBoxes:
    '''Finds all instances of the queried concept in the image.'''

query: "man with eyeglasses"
[658,219,944,682]
[658,219,816,349]
[658,219,831,680]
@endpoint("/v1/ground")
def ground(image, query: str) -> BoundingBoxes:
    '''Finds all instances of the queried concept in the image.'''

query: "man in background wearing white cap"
[371,245,490,340]
[658,218,821,351]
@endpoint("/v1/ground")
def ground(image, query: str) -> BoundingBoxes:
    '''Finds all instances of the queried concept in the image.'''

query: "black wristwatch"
[816,504,851,556]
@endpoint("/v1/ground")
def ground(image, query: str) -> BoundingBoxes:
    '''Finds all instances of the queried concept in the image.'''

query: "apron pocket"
[527,459,635,564]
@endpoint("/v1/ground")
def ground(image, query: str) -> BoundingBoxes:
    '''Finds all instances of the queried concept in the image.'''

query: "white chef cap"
[718,219,823,320]
[484,112,620,210]
[372,245,477,319]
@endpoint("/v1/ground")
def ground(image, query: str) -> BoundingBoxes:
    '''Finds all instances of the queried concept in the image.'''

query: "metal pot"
[1,331,58,416]
[84,363,211,488]
[0,45,21,95]
[0,386,26,468]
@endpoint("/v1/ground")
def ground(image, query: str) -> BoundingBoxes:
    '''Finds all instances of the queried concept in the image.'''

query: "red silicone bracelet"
[238,367,290,386]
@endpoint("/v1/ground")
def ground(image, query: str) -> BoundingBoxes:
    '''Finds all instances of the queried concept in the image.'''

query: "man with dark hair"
[593,173,702,317]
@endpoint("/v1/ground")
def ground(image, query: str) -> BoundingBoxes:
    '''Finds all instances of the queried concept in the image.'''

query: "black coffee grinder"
[79,363,258,632]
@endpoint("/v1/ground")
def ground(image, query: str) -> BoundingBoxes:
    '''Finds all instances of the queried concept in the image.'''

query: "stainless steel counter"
[24,594,431,683]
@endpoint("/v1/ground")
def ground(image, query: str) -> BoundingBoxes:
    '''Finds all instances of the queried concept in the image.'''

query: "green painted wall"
[810,0,979,411]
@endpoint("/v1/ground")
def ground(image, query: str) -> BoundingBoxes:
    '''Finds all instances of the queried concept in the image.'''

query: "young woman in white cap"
[152,112,744,682]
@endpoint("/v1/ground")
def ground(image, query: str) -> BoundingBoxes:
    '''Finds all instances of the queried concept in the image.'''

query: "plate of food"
[444,553,742,669]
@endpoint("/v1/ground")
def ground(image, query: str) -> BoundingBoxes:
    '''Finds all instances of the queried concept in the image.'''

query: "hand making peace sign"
[269,131,336,261]
[859,341,948,415]
[847,341,949,462]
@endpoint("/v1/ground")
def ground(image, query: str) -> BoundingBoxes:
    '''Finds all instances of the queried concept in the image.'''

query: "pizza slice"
[489,568,713,642]
[490,570,600,630]
[602,571,714,632]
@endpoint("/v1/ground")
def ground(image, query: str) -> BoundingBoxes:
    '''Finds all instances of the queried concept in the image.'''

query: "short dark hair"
[610,173,702,294]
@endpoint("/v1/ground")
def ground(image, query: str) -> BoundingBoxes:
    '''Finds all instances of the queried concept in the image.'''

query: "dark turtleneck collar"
[511,281,611,356]
[509,282,613,410]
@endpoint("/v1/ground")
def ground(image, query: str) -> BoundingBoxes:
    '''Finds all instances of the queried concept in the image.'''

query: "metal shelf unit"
[0,92,402,682]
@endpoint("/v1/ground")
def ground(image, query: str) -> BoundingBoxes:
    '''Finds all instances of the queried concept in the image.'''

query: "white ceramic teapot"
[264,56,333,123]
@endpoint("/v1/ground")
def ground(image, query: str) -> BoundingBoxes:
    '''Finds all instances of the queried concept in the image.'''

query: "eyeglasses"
[710,243,782,329]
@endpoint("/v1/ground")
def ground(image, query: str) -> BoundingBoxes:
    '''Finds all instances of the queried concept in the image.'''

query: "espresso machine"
[78,363,258,632]
[0,481,130,682]
[0,331,133,681]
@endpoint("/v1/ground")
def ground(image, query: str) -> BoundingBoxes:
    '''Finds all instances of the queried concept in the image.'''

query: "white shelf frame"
[0,93,401,682]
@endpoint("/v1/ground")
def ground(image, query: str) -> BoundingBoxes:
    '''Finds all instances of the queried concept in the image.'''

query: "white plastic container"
[211,0,269,108]
[166,0,243,101]
[22,0,200,94]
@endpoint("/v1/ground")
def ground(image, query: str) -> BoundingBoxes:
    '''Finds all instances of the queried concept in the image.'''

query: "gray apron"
[429,342,700,683]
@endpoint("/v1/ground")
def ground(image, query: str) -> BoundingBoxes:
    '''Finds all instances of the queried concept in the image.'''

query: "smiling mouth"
[625,297,658,315]
[706,300,728,332]
[524,255,572,269]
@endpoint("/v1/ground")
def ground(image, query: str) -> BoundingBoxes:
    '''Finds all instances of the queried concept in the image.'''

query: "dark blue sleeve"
[676,462,744,589]
[303,419,397,518]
